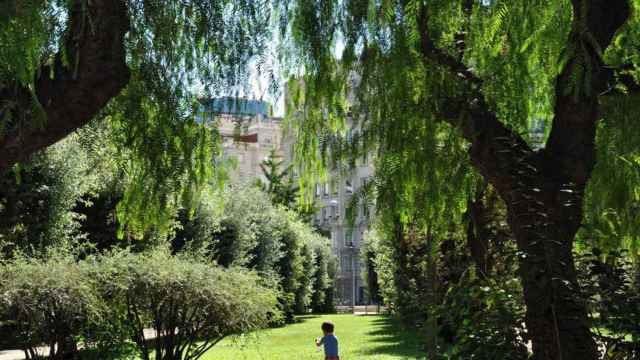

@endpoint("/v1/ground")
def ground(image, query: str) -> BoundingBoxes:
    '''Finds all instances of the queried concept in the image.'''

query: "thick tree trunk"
[0,0,130,171]
[509,2,630,358]
[510,201,593,359]
[464,109,600,359]
[416,0,631,358]
[498,159,596,359]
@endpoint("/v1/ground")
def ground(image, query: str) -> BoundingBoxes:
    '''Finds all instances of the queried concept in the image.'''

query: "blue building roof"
[201,97,270,117]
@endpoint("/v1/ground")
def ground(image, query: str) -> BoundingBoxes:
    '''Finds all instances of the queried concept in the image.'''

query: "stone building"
[311,162,374,306]
[198,97,285,183]
[282,81,375,306]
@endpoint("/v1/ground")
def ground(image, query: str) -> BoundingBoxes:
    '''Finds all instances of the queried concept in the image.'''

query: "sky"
[248,33,345,118]
[249,62,285,117]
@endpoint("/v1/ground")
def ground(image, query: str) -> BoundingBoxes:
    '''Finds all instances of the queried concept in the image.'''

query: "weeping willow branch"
[416,2,535,199]
[0,0,130,172]
[417,2,481,87]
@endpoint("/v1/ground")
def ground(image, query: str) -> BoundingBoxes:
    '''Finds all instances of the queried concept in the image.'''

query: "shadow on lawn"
[359,316,426,359]
[296,315,321,323]
[294,315,321,324]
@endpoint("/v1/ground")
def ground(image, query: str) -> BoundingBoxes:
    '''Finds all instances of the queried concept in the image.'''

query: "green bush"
[0,248,281,360]
[294,243,315,314]
[0,255,103,359]
[577,248,640,359]
[91,248,281,360]
[436,275,528,360]
[172,183,336,321]
[310,244,336,314]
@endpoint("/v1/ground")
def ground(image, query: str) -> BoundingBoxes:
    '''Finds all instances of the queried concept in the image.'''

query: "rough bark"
[417,0,631,359]
[0,0,130,172]
[466,185,490,278]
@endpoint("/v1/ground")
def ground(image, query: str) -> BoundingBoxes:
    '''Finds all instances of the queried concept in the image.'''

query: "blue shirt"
[319,334,339,357]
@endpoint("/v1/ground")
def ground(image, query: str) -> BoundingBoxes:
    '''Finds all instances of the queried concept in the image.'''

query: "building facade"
[198,97,285,183]
[310,161,374,306]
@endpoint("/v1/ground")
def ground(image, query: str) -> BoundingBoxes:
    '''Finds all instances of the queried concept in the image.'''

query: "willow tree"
[0,0,271,232]
[283,0,640,359]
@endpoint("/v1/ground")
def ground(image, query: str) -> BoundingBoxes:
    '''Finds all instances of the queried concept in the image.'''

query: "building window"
[330,205,337,219]
[321,207,327,222]
[345,229,353,247]
[331,179,338,195]
[315,183,321,197]
[323,182,330,196]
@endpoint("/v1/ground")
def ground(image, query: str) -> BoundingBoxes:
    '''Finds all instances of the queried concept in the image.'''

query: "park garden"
[2,0,640,359]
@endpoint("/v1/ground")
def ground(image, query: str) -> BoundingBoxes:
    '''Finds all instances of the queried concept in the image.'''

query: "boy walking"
[315,321,339,360]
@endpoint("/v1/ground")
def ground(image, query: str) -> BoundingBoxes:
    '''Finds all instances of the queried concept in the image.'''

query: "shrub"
[436,275,528,360]
[577,248,640,359]
[0,255,103,359]
[0,247,281,360]
[320,253,338,314]
[92,248,281,360]
[171,182,335,322]
[310,243,336,314]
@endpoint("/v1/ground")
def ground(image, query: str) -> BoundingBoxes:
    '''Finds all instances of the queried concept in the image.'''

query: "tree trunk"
[0,0,130,171]
[414,0,631,357]
[506,2,631,358]
[516,226,593,360]
[463,108,600,359]
[501,168,596,359]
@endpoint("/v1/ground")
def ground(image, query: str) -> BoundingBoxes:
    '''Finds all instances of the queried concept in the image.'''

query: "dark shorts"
[326,357,340,360]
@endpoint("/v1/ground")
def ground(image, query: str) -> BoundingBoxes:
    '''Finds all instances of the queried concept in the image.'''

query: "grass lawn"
[200,314,426,360]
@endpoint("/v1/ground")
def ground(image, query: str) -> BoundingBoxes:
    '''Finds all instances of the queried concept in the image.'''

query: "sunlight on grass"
[199,314,426,359]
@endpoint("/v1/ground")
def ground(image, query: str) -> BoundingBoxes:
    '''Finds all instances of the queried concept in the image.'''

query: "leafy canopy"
[281,0,640,252]
[0,0,273,235]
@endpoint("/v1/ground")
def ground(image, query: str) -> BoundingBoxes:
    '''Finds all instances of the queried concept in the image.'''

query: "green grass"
[200,314,426,359]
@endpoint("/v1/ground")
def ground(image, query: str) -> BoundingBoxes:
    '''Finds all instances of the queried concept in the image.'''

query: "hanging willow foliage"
[283,0,640,250]
[0,0,273,235]
[282,1,640,357]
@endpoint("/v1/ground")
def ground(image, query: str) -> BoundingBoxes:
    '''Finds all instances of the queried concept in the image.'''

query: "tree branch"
[544,0,631,186]
[416,3,535,199]
[417,3,481,86]
[0,0,130,172]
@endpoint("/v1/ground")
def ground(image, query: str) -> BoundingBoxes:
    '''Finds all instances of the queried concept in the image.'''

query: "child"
[315,321,339,360]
